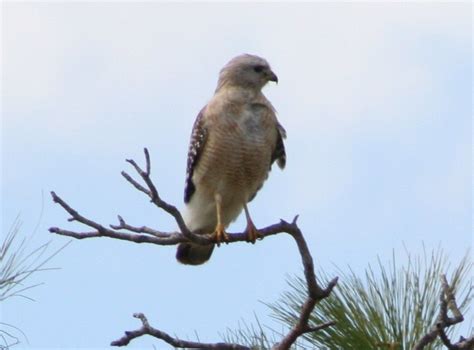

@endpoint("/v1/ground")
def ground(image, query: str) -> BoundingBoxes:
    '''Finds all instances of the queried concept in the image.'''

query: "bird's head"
[216,54,278,91]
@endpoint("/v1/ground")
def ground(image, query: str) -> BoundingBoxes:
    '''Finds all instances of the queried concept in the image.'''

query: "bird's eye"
[253,65,265,73]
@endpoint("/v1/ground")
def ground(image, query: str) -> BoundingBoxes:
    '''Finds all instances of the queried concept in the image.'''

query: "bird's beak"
[268,70,278,84]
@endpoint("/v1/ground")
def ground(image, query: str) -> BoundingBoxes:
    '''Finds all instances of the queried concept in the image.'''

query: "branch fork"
[50,148,338,349]
[413,275,473,350]
[50,148,474,349]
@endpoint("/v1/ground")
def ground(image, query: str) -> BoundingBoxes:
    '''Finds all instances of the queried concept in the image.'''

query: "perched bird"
[176,54,286,265]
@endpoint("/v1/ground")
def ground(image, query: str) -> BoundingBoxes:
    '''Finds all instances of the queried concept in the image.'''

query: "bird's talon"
[245,224,260,244]
[212,224,228,246]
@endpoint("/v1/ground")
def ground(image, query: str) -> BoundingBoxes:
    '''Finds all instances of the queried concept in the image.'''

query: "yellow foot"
[245,221,261,244]
[212,223,229,246]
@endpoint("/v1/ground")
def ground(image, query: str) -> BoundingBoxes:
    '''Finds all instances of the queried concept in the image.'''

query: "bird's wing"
[248,112,287,203]
[272,122,287,169]
[184,107,208,204]
[250,100,287,170]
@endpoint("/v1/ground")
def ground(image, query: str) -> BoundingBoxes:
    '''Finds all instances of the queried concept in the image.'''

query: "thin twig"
[110,215,170,238]
[121,148,208,244]
[302,321,337,334]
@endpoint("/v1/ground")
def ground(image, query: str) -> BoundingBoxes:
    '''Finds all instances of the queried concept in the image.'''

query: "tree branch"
[50,148,337,349]
[111,313,250,349]
[121,148,206,244]
[302,320,337,334]
[49,193,296,245]
[109,215,170,238]
[271,216,338,350]
[412,275,472,350]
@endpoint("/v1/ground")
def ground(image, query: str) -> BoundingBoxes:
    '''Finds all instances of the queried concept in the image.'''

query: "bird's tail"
[176,243,215,265]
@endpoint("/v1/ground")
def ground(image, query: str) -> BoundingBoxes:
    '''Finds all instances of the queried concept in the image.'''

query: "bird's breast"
[193,105,276,206]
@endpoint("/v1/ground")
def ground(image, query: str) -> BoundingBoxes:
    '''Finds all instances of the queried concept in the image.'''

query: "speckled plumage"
[176,54,286,265]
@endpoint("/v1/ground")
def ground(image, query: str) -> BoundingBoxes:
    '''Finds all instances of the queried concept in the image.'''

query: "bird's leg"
[243,204,260,244]
[212,193,229,246]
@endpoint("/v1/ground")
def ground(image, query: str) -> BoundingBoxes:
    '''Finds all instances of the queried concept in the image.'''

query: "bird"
[176,54,286,265]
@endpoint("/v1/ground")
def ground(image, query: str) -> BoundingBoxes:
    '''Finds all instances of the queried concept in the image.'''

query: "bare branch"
[110,215,170,238]
[144,147,151,176]
[452,336,474,349]
[302,321,337,334]
[49,191,185,245]
[438,326,455,349]
[121,171,150,196]
[122,148,209,245]
[111,313,250,350]
[270,218,337,350]
[273,217,337,350]
[50,148,338,349]
[108,218,337,349]
[441,275,464,325]
[412,275,472,350]
[49,191,297,246]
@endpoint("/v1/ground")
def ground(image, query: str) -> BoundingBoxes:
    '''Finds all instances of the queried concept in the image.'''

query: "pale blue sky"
[2,2,472,349]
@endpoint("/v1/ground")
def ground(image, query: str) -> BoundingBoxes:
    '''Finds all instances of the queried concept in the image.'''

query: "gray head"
[216,54,278,91]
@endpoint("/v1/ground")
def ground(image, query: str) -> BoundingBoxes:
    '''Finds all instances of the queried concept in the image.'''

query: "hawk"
[176,54,286,265]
